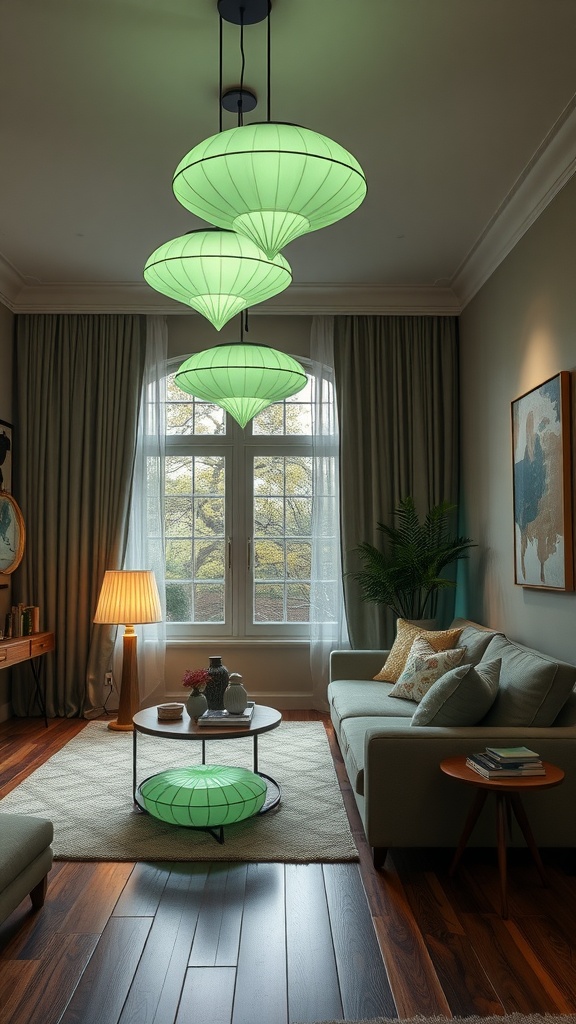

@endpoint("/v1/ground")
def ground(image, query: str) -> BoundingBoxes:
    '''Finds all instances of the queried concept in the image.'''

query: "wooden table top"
[133,703,282,741]
[440,754,565,792]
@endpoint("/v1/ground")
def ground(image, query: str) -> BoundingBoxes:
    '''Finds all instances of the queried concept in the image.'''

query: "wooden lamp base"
[108,627,139,731]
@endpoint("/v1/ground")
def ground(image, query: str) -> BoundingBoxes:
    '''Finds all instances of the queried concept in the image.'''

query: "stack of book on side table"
[466,745,546,779]
[198,701,256,727]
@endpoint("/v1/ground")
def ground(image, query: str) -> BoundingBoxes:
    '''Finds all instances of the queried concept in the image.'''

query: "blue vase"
[205,656,229,710]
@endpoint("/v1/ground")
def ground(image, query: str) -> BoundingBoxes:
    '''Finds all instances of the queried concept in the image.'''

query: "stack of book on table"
[466,745,545,779]
[198,701,255,727]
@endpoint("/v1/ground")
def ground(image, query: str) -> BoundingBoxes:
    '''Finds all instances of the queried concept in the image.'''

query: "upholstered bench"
[0,813,54,924]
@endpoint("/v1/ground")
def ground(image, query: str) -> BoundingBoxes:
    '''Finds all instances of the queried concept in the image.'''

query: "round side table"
[440,755,565,918]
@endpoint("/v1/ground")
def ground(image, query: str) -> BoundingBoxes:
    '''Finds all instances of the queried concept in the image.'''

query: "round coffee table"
[440,755,564,918]
[132,704,283,824]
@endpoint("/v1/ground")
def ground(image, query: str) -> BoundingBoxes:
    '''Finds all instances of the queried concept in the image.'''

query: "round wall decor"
[0,493,25,574]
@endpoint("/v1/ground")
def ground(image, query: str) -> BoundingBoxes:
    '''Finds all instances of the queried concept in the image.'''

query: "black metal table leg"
[29,657,48,727]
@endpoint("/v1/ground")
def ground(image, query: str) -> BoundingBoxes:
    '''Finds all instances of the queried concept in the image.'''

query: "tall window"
[160,360,334,639]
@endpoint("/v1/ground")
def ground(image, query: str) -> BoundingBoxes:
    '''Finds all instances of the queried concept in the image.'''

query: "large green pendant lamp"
[173,121,367,260]
[172,0,367,261]
[143,228,291,330]
[175,334,307,429]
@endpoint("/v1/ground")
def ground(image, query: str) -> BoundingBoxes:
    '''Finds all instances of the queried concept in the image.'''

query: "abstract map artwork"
[512,371,573,590]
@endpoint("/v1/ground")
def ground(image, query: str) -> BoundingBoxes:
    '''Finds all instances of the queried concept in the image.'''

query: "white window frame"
[163,358,315,641]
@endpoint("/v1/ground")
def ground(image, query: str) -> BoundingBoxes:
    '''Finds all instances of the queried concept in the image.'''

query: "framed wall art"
[512,371,573,590]
[0,492,25,574]
[0,419,11,493]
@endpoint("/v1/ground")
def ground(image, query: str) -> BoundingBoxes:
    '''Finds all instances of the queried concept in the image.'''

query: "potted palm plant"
[350,497,475,621]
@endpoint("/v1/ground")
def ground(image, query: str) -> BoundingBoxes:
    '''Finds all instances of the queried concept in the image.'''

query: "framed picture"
[0,492,25,574]
[512,371,573,590]
[0,419,11,493]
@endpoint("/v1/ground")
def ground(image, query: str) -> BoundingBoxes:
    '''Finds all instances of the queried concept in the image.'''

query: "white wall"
[459,174,576,664]
[0,302,14,720]
[163,313,316,708]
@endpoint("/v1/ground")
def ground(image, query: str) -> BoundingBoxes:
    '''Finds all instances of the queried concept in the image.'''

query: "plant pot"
[186,690,208,721]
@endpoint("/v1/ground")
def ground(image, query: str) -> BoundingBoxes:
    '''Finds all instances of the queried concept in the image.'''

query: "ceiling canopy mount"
[217,0,270,26]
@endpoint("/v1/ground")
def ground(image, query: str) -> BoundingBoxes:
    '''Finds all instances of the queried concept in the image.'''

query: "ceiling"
[2,0,576,315]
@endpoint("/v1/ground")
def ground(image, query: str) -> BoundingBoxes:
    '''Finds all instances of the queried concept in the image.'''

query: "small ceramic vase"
[186,689,208,721]
[205,655,229,710]
[224,672,248,714]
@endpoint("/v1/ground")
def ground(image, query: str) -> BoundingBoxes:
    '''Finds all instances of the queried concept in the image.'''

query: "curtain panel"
[309,317,349,710]
[333,314,460,650]
[12,313,146,717]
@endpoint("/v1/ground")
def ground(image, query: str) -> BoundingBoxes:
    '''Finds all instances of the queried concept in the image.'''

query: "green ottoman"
[0,813,53,924]
[136,764,268,841]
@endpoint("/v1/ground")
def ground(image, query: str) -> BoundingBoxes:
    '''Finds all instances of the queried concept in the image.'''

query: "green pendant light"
[171,0,367,261]
[143,228,291,330]
[173,121,367,260]
[175,334,307,428]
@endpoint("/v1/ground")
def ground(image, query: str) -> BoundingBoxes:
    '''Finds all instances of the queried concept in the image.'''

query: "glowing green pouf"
[137,765,267,827]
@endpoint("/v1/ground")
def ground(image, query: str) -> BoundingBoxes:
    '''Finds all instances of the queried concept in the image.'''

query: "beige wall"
[459,175,576,664]
[0,302,14,719]
[164,313,315,707]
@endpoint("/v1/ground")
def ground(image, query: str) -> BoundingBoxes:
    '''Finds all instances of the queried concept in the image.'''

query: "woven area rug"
[0,720,359,863]
[301,1017,576,1024]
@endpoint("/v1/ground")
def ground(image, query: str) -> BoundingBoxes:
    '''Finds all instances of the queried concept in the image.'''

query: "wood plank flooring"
[1,712,576,1022]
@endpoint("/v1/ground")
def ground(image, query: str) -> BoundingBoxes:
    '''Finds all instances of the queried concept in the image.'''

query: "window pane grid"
[162,364,321,636]
[252,456,312,625]
[164,450,226,625]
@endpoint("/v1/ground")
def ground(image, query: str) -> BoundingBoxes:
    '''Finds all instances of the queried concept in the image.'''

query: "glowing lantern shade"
[143,228,291,331]
[137,764,267,827]
[175,342,307,428]
[173,121,367,260]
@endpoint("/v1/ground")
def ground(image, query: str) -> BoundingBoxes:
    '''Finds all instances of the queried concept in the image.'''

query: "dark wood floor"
[1,713,576,1023]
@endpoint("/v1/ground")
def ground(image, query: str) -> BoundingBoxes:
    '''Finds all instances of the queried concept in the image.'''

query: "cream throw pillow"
[389,636,466,702]
[373,619,463,683]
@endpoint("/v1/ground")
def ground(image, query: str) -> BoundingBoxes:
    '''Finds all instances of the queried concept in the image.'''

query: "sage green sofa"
[0,813,53,924]
[328,619,576,867]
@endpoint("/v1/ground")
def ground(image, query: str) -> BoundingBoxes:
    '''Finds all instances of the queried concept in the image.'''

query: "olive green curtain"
[332,314,460,650]
[12,313,146,717]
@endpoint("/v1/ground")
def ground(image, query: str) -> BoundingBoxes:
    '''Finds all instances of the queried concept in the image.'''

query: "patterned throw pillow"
[389,636,466,703]
[373,619,463,683]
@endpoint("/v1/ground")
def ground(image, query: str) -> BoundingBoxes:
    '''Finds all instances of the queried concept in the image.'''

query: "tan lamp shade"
[94,570,162,626]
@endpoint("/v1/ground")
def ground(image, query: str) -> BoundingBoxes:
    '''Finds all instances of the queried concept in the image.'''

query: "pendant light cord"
[238,7,246,126]
[267,3,271,122]
[219,14,223,133]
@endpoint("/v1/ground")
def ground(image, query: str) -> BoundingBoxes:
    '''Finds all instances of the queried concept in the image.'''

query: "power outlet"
[104,671,115,692]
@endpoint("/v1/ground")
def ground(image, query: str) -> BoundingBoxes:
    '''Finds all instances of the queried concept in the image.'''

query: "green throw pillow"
[411,658,501,727]
[479,634,574,727]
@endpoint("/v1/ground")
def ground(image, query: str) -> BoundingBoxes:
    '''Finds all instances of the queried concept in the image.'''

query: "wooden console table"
[0,631,55,725]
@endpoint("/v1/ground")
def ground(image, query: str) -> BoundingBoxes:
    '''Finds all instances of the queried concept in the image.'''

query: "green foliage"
[350,497,475,620]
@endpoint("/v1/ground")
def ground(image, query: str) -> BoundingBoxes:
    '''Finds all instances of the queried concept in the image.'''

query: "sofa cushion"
[339,715,414,795]
[479,633,576,727]
[373,619,463,682]
[389,637,465,702]
[411,658,501,727]
[328,679,416,725]
[452,620,503,665]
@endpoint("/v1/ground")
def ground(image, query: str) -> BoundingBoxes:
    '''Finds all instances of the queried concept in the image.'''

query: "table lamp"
[94,570,162,731]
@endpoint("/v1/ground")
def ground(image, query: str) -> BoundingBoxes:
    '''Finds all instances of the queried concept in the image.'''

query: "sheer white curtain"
[116,315,168,707]
[309,316,349,710]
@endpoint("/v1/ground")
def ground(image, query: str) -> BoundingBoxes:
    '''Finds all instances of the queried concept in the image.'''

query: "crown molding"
[0,257,25,312]
[452,95,576,308]
[0,277,461,316]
